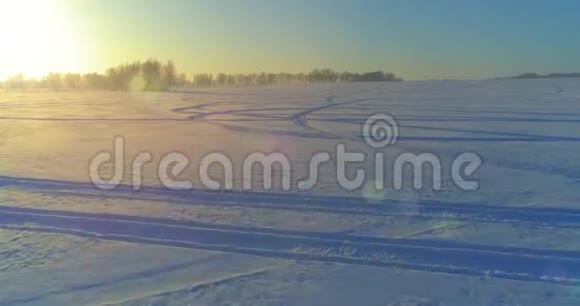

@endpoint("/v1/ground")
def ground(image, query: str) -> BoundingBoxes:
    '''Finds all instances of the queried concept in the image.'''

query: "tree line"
[510,72,580,79]
[0,59,402,91]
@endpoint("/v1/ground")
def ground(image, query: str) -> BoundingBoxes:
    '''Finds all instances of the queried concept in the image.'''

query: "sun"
[0,0,83,80]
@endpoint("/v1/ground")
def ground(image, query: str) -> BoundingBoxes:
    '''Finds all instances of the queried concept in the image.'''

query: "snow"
[2,79,580,305]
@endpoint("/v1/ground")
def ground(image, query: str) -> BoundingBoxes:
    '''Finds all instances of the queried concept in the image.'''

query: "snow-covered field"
[2,79,580,305]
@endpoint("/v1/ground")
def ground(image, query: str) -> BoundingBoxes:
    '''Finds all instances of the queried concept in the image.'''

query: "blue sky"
[3,0,580,80]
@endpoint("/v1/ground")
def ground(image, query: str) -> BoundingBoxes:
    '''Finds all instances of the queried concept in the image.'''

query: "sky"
[1,0,580,80]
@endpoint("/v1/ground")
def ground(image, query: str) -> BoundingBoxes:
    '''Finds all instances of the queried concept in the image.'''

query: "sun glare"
[0,0,83,80]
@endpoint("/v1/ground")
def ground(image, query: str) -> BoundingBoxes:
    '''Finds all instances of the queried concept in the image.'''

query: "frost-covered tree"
[162,60,176,90]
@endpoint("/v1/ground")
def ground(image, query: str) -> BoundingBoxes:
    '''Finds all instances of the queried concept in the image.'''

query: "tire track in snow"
[289,88,386,138]
[1,205,579,285]
[289,95,346,139]
[4,176,580,230]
